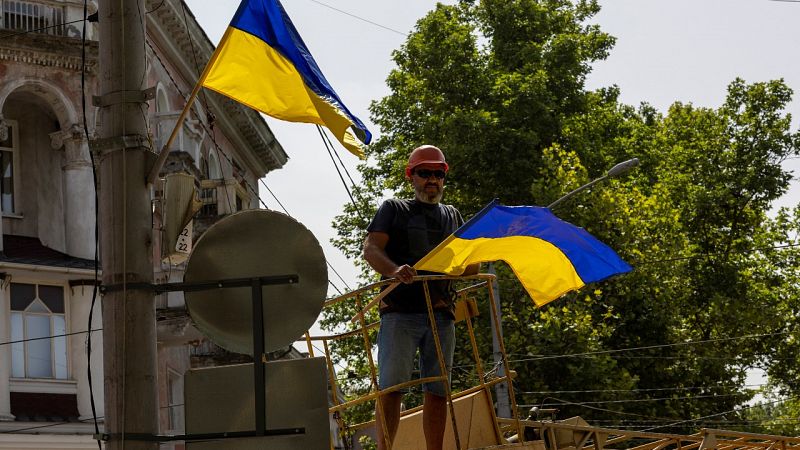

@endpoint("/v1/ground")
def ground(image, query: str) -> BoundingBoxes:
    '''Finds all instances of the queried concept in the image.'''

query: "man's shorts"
[377,311,455,397]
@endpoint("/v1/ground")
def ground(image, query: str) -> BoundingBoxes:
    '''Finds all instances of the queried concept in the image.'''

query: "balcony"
[1,0,66,36]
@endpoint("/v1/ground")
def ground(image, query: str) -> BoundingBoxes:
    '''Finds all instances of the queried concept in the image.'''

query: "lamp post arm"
[547,175,608,210]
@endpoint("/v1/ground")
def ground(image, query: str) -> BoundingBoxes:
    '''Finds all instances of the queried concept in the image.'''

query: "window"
[10,283,68,379]
[167,369,184,432]
[0,119,17,214]
[1,0,65,36]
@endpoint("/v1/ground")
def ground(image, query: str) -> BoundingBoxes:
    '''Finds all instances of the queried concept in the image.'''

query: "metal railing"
[1,0,65,36]
[304,273,523,450]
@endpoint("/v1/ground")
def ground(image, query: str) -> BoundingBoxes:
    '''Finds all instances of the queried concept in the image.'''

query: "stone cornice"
[0,33,98,73]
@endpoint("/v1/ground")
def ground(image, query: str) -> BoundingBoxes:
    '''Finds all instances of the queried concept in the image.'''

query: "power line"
[0,18,84,39]
[258,178,353,292]
[317,125,359,212]
[516,384,767,396]
[641,396,800,432]
[528,392,753,408]
[0,329,102,348]
[506,331,790,364]
[79,3,102,447]
[635,242,800,266]
[1,416,103,435]
[303,0,407,36]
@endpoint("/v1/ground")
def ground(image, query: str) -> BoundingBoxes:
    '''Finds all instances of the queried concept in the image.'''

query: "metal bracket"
[89,134,151,155]
[100,274,299,295]
[92,87,156,107]
[95,428,305,442]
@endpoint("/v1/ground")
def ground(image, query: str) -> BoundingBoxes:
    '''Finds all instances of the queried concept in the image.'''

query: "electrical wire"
[0,328,102,347]
[79,1,102,447]
[317,125,359,212]
[303,0,407,36]
[0,18,84,38]
[527,392,754,408]
[516,383,767,395]
[506,331,791,364]
[634,243,800,266]
[319,127,358,188]
[258,177,353,292]
[1,416,105,434]
[146,0,166,14]
[640,396,800,432]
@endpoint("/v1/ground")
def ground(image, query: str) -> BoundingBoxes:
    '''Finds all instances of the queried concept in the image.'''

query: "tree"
[327,0,800,436]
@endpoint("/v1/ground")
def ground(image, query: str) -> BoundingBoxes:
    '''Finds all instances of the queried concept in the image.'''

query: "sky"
[183,0,800,298]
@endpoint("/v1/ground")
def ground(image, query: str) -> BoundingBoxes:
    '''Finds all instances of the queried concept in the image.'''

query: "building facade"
[0,0,289,448]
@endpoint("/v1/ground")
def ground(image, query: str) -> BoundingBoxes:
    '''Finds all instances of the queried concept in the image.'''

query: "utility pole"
[97,0,158,448]
[488,263,511,418]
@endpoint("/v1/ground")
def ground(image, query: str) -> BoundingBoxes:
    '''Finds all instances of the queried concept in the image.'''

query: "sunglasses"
[414,169,446,179]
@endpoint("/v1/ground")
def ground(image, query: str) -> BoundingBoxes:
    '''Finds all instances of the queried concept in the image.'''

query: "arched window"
[208,150,222,180]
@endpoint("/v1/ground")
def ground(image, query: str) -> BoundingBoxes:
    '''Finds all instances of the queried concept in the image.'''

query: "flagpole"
[145,84,202,185]
[145,28,233,185]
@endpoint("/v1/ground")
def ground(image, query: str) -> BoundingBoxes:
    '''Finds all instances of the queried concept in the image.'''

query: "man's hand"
[391,264,417,284]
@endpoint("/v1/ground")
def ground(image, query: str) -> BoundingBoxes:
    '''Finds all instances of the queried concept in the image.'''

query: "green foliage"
[328,0,800,437]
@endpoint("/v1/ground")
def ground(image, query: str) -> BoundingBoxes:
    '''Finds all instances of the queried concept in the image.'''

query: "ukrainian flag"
[199,0,371,157]
[415,200,632,307]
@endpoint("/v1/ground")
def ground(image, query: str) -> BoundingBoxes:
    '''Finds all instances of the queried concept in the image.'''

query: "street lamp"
[547,158,640,209]
[491,157,639,418]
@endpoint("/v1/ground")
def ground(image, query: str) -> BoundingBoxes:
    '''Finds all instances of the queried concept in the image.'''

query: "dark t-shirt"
[367,198,464,317]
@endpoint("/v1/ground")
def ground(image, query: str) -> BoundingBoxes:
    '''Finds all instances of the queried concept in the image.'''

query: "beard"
[415,185,443,204]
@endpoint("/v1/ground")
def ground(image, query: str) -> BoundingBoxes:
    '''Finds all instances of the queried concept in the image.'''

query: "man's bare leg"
[423,392,448,450]
[376,392,403,450]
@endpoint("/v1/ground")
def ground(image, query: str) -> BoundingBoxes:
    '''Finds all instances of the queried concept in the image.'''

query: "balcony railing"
[1,0,66,36]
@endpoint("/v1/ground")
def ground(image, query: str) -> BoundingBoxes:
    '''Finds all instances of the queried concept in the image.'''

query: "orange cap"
[405,145,449,178]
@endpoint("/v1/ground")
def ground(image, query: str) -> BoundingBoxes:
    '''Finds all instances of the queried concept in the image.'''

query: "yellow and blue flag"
[199,0,371,157]
[415,200,632,307]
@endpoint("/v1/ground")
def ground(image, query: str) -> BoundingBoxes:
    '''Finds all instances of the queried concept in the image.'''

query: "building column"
[70,283,104,421]
[54,124,95,260]
[0,280,14,420]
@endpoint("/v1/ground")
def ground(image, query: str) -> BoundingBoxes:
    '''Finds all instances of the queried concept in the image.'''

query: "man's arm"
[363,231,416,284]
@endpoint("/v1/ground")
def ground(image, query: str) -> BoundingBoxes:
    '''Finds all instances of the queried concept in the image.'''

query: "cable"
[0,18,84,39]
[79,1,102,447]
[535,396,686,422]
[640,395,800,432]
[528,392,753,408]
[506,331,791,364]
[146,0,165,14]
[302,0,407,36]
[0,328,102,348]
[317,125,359,211]
[319,126,358,188]
[634,243,800,266]
[328,280,343,295]
[1,416,105,435]
[258,178,352,291]
[516,383,767,395]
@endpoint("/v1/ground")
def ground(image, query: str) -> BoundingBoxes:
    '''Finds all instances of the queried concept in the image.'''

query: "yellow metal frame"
[305,273,524,449]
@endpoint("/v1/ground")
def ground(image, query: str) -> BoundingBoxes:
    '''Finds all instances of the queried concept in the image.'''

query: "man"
[363,145,478,450]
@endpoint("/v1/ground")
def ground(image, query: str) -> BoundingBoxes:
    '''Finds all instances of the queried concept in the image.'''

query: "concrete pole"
[97,0,158,448]
[70,284,104,421]
[488,263,511,418]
